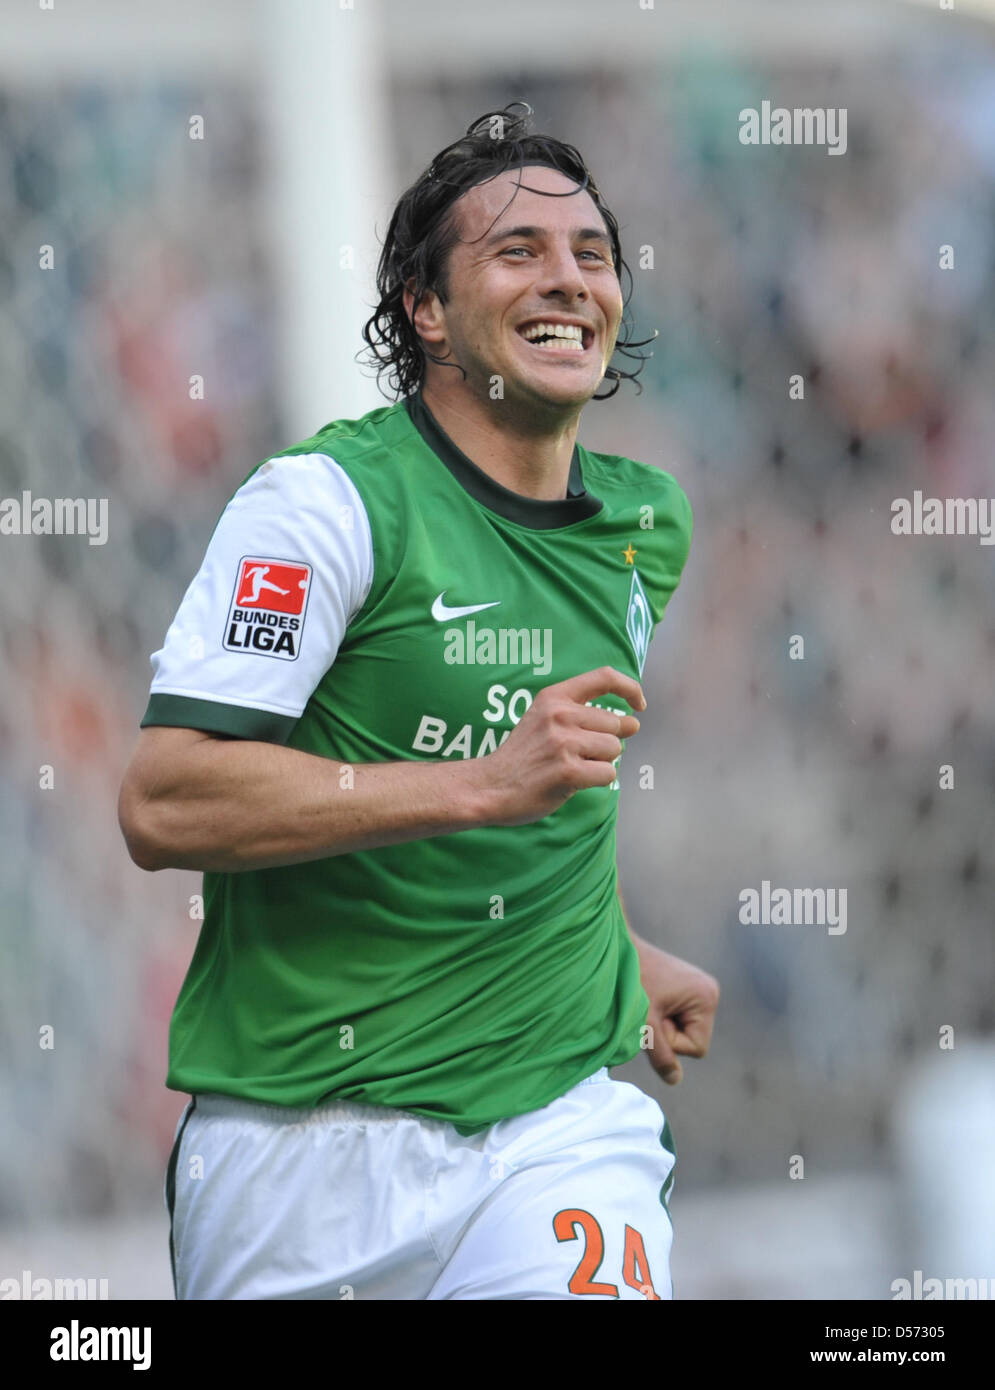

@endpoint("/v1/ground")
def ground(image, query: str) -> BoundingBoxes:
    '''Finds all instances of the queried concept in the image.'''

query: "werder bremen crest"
[626,569,652,676]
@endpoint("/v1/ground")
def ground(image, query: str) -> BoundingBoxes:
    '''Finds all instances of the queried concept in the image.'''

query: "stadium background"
[2,0,994,1299]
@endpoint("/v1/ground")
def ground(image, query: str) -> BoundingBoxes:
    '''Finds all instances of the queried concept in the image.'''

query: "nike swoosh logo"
[432,592,502,621]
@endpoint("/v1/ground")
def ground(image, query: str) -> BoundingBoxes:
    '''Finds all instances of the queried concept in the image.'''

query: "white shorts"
[165,1067,677,1300]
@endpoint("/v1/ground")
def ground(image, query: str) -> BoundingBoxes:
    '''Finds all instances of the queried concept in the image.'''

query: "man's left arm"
[619,883,720,1085]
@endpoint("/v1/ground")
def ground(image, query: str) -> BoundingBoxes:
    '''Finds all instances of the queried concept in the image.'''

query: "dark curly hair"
[359,102,653,402]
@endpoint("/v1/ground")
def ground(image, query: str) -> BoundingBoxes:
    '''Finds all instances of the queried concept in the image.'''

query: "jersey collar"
[404,390,602,529]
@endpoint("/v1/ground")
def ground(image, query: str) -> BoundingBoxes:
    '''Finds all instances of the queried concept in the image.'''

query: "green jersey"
[141,391,692,1134]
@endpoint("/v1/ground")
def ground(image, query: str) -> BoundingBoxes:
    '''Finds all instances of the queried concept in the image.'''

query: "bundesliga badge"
[224,556,312,660]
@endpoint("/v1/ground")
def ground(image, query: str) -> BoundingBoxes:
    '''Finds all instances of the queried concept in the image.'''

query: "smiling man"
[119,103,718,1301]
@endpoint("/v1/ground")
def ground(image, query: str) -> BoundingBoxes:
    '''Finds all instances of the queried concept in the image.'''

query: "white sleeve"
[141,453,373,743]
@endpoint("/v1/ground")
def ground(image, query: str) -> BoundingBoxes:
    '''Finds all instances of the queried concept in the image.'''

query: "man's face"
[417,165,624,414]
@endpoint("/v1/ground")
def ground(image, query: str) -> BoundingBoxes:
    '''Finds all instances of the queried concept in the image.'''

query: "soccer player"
[118,103,719,1301]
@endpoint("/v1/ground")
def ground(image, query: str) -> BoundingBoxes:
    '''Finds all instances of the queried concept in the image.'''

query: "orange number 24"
[552,1208,661,1299]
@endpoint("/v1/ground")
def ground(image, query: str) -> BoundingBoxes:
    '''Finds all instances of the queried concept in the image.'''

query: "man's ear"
[403,278,447,348]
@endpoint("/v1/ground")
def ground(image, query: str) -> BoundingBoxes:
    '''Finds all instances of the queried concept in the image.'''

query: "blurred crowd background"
[2,0,993,1298]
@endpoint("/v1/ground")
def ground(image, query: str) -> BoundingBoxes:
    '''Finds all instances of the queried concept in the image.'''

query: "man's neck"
[420,381,580,502]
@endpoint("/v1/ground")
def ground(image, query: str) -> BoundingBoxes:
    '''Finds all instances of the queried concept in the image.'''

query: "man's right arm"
[118,666,644,874]
[120,452,643,874]
[118,725,494,872]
